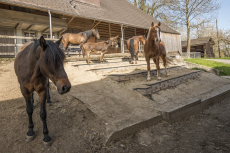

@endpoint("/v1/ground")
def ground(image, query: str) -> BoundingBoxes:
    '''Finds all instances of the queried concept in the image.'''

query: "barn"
[181,37,215,58]
[0,0,182,56]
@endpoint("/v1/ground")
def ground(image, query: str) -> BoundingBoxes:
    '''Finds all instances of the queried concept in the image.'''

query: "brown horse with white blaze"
[126,35,146,64]
[14,36,71,147]
[144,22,169,81]
[61,29,100,56]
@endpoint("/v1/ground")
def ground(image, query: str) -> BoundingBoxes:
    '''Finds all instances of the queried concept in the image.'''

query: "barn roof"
[0,0,180,34]
[181,37,214,47]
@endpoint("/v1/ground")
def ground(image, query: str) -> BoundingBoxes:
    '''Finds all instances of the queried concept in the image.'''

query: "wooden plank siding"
[161,33,182,54]
[0,28,14,55]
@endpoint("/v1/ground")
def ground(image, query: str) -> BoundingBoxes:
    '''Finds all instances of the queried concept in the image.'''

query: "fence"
[182,52,201,59]
[0,35,80,57]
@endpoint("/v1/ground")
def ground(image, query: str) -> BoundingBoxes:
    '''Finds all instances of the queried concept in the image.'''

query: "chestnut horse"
[144,22,169,81]
[126,35,146,64]
[61,29,100,56]
[82,36,119,63]
[14,36,71,146]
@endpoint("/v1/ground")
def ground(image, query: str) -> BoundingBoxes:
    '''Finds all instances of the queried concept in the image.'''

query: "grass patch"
[204,57,230,60]
[192,67,208,72]
[185,58,230,76]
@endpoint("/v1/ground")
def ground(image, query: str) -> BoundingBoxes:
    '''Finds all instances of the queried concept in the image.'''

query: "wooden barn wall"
[161,32,182,53]
[0,28,14,54]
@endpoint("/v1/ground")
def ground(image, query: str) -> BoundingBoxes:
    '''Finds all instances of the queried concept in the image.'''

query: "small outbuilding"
[181,37,215,58]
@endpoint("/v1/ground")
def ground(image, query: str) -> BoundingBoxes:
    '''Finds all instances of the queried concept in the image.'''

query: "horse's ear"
[151,22,154,27]
[158,22,161,26]
[105,40,109,44]
[55,36,63,46]
[39,36,47,50]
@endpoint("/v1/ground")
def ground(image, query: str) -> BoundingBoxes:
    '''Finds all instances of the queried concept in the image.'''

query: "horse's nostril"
[62,85,68,93]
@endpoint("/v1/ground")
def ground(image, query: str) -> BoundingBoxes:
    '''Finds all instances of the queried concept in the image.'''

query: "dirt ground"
[0,60,230,153]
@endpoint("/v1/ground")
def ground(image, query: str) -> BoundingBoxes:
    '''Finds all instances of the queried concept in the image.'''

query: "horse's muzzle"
[56,82,71,94]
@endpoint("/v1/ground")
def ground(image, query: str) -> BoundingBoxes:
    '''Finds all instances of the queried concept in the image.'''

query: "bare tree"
[166,0,220,56]
[128,0,174,23]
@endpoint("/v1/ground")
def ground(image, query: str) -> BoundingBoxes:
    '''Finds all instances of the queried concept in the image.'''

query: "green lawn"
[204,57,230,60]
[184,58,230,76]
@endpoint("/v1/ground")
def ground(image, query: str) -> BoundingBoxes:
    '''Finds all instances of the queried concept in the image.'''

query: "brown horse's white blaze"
[145,22,169,81]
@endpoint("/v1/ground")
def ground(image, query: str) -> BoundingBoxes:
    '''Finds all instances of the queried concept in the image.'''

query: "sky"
[218,0,230,30]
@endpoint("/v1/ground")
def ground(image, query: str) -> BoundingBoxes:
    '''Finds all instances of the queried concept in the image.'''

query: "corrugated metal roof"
[0,0,180,34]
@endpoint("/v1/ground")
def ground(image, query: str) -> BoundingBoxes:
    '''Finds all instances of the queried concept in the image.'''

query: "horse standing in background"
[61,29,100,56]
[14,36,71,146]
[144,22,169,81]
[126,35,146,64]
[82,36,119,63]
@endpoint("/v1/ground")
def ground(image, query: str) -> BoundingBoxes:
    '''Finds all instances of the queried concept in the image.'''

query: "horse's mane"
[146,27,152,40]
[82,30,93,39]
[33,39,65,70]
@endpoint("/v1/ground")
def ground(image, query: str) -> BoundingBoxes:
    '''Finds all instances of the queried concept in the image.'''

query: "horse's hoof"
[26,135,35,142]
[166,74,169,77]
[43,140,52,147]
[157,77,162,81]
[147,78,151,81]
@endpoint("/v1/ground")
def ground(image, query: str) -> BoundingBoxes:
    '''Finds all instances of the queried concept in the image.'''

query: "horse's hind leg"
[31,92,34,108]
[47,79,51,104]
[21,87,35,141]
[162,55,169,76]
[38,89,52,147]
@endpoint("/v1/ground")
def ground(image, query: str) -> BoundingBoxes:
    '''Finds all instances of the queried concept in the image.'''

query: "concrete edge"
[160,88,230,123]
[106,114,162,144]
[184,61,220,75]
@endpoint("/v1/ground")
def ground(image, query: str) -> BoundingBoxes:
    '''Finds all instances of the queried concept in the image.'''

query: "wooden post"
[109,23,111,37]
[135,28,136,36]
[121,24,124,53]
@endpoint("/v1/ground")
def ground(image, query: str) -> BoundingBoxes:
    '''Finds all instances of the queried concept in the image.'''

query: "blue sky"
[218,0,230,30]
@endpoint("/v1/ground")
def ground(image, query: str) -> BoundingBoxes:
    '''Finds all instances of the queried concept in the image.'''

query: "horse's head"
[93,29,100,39]
[140,35,146,45]
[106,35,119,48]
[147,22,161,43]
[38,36,71,94]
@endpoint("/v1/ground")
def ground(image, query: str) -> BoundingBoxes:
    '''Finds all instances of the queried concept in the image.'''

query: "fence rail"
[182,52,201,59]
[0,35,81,57]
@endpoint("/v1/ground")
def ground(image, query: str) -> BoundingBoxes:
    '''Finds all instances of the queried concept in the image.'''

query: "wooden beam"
[135,28,136,36]
[91,21,101,29]
[27,24,35,31]
[43,27,50,32]
[67,17,74,25]
[59,29,66,35]
[15,23,22,29]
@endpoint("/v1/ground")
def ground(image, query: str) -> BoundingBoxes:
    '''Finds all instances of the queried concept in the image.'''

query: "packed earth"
[0,58,230,153]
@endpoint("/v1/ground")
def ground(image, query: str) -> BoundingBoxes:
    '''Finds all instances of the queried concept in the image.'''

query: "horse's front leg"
[100,51,105,63]
[21,86,35,141]
[38,89,52,147]
[156,57,161,81]
[146,56,151,81]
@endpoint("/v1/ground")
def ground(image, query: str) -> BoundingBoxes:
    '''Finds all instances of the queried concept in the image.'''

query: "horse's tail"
[166,56,175,66]
[130,38,135,59]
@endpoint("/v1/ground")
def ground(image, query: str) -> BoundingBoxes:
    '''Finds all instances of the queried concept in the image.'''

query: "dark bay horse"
[126,35,146,64]
[61,29,100,56]
[14,36,71,146]
[144,22,169,81]
[82,36,119,63]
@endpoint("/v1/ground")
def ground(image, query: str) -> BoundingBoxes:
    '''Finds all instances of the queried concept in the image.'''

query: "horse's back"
[14,42,33,78]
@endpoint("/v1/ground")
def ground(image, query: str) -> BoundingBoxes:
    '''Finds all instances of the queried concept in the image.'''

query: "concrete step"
[134,70,203,97]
